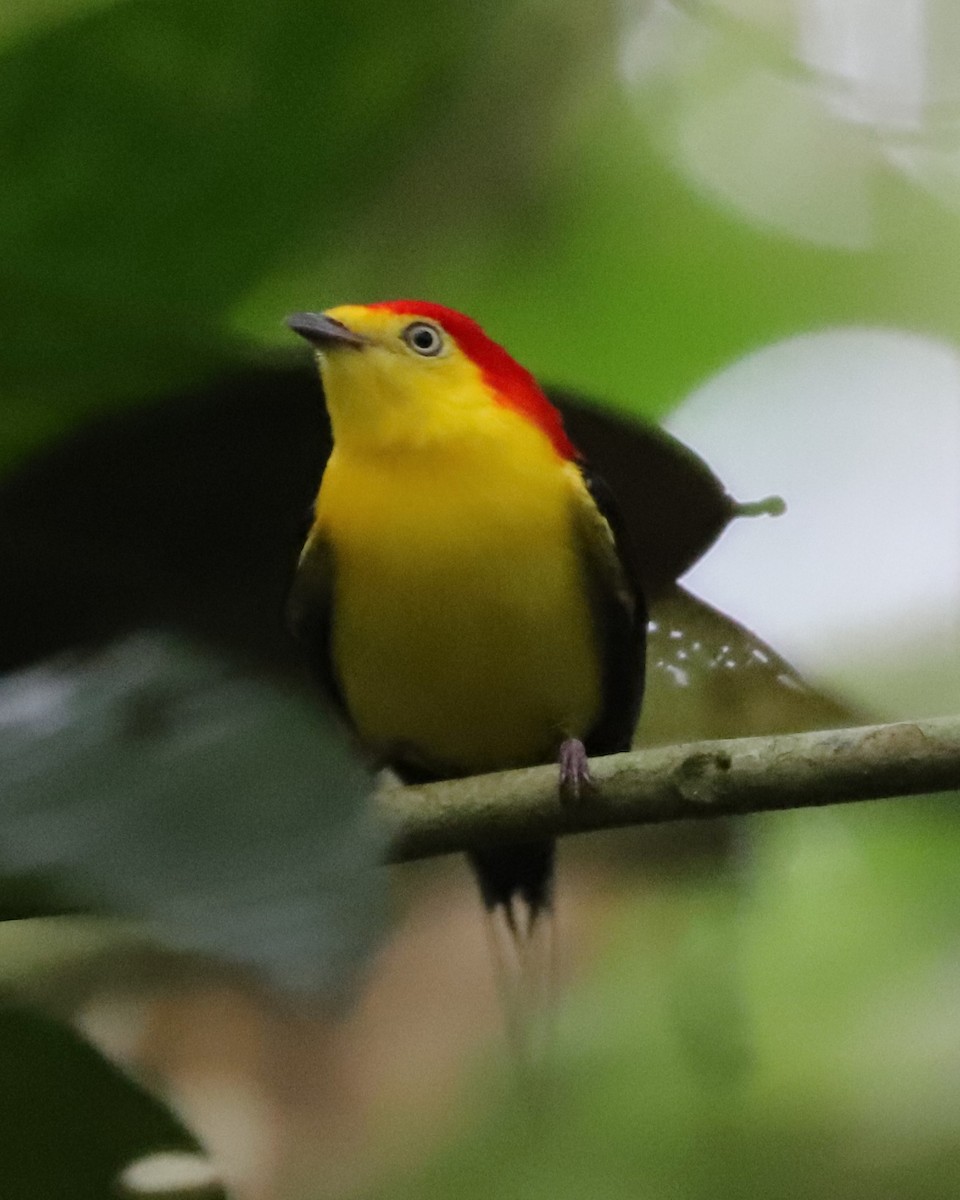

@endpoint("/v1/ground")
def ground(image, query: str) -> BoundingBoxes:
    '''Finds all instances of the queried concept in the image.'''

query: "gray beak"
[285,312,365,349]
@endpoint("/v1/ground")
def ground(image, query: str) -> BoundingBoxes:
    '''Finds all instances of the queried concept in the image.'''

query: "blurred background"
[2,0,960,1197]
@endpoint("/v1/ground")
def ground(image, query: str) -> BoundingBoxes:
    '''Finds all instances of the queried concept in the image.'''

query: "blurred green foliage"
[0,634,382,994]
[0,0,483,460]
[368,798,960,1200]
[2,1,960,1198]
[0,1004,222,1199]
[6,0,960,466]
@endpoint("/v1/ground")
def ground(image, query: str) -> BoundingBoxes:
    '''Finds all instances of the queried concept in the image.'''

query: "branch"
[380,717,960,863]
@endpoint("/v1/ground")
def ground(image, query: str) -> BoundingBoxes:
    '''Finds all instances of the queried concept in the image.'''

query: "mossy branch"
[380,717,960,863]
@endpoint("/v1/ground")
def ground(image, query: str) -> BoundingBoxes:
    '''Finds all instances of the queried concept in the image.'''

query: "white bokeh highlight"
[620,0,960,245]
[666,328,960,716]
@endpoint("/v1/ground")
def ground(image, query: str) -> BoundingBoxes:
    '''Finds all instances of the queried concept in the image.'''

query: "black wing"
[286,537,436,783]
[571,461,647,756]
[286,532,350,724]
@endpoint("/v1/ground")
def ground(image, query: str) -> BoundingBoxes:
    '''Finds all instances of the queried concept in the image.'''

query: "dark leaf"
[0,365,327,675]
[642,585,857,747]
[0,1003,225,1200]
[553,386,740,595]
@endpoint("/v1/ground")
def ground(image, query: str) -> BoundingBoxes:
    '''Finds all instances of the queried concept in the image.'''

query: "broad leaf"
[0,1003,224,1199]
[0,633,383,997]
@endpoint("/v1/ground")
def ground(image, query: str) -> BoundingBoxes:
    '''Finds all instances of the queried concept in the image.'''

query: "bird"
[285,300,646,951]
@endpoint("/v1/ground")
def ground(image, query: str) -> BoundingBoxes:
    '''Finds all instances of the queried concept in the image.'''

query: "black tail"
[468,839,555,935]
[469,840,557,1068]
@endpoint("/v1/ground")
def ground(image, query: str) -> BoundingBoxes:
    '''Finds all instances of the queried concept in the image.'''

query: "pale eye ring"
[402,321,444,357]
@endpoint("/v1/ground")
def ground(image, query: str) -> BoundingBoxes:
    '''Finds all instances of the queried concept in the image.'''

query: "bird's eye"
[402,322,444,357]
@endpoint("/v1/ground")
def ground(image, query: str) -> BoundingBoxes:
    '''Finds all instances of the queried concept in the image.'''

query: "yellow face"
[313,306,497,454]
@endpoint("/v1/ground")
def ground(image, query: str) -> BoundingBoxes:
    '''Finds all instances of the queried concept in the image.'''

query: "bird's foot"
[558,738,592,804]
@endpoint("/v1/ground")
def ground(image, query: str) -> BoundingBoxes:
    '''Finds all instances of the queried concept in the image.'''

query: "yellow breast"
[313,419,602,776]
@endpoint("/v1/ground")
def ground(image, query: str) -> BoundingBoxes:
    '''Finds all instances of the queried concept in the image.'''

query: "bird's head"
[286,301,576,460]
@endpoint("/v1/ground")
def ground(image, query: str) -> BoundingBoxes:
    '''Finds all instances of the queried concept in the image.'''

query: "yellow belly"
[315,441,602,776]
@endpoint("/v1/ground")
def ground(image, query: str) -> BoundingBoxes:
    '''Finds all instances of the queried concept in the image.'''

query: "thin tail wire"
[481,891,561,1096]
[468,840,561,1090]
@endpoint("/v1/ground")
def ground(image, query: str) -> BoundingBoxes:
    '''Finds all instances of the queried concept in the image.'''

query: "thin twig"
[380,717,960,863]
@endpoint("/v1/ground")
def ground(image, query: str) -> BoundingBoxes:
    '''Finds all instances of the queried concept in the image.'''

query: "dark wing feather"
[571,462,647,755]
[287,536,441,780]
[286,533,350,723]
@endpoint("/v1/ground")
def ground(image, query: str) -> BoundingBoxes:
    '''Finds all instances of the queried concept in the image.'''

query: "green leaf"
[0,633,383,997]
[0,1003,224,1199]
[0,0,129,52]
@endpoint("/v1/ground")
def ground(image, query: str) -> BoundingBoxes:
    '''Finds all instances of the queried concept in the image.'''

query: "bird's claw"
[558,737,593,804]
